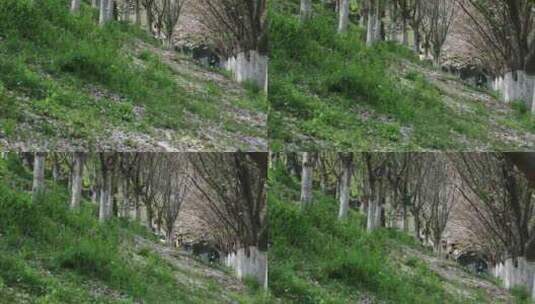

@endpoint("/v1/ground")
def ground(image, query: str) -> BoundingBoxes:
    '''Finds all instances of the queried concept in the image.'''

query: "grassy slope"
[268,1,535,151]
[0,0,266,151]
[268,163,528,304]
[0,156,271,303]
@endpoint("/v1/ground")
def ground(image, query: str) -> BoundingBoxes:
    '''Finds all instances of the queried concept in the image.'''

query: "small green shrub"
[512,100,529,115]
[511,286,532,304]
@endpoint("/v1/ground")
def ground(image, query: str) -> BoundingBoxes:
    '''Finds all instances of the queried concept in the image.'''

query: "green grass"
[268,162,514,303]
[0,155,271,303]
[267,0,529,150]
[0,0,265,147]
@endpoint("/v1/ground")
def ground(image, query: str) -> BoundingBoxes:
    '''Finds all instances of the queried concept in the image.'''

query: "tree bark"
[300,152,314,208]
[367,198,378,231]
[99,154,113,222]
[337,0,350,33]
[366,0,381,46]
[70,0,81,12]
[401,17,408,46]
[99,0,109,25]
[338,153,352,219]
[32,153,46,201]
[135,0,141,25]
[70,153,84,209]
[413,27,420,53]
[300,0,312,22]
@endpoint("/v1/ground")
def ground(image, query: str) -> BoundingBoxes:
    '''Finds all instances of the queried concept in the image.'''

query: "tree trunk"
[92,0,99,8]
[70,0,81,12]
[338,154,352,219]
[402,18,408,46]
[107,0,115,21]
[146,4,153,34]
[134,194,141,220]
[223,50,268,93]
[32,153,46,201]
[414,215,421,240]
[300,0,312,22]
[52,158,60,182]
[367,198,378,231]
[166,228,174,247]
[402,203,408,232]
[121,0,130,22]
[337,0,349,33]
[99,155,113,222]
[366,1,380,46]
[300,152,314,207]
[413,27,420,53]
[223,246,268,290]
[99,0,109,25]
[70,153,84,209]
[433,52,440,68]
[135,0,141,25]
[147,207,154,231]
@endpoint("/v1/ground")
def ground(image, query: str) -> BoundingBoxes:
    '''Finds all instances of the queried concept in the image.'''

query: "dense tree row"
[66,0,268,90]
[303,0,533,72]
[278,152,534,262]
[300,0,459,67]
[8,152,268,287]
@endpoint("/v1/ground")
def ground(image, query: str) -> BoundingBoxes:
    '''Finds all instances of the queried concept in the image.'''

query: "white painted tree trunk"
[32,153,46,201]
[338,156,352,219]
[99,0,109,25]
[337,0,349,33]
[401,18,408,46]
[118,178,129,217]
[366,1,380,46]
[300,0,312,22]
[223,246,268,290]
[224,50,268,93]
[367,199,379,231]
[99,167,112,222]
[491,257,535,300]
[492,70,535,113]
[99,0,113,25]
[70,153,84,209]
[70,0,81,12]
[107,0,114,21]
[135,0,141,25]
[300,152,313,207]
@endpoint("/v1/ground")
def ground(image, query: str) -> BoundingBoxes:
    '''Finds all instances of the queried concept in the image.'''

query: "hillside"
[0,155,271,303]
[268,1,535,151]
[268,163,530,304]
[0,0,267,151]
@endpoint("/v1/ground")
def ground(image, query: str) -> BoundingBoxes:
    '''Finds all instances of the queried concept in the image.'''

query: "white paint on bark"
[224,50,268,93]
[223,246,268,290]
[70,153,84,209]
[492,70,535,113]
[337,0,349,33]
[300,152,313,206]
[366,1,381,46]
[338,155,352,219]
[99,0,113,25]
[99,168,112,222]
[491,257,535,300]
[70,0,81,12]
[32,153,46,200]
[300,0,312,22]
[367,199,381,231]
